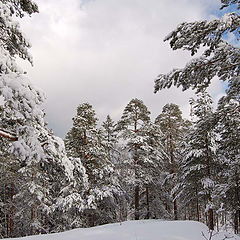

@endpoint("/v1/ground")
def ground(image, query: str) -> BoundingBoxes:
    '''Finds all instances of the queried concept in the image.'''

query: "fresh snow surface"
[8,220,240,240]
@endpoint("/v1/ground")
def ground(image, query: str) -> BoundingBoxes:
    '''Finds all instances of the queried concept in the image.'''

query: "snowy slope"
[9,220,240,240]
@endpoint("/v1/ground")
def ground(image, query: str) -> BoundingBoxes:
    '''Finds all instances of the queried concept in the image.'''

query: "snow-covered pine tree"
[140,121,169,219]
[215,76,240,233]
[64,103,120,227]
[155,103,187,220]
[0,135,19,238]
[101,115,118,163]
[0,1,74,236]
[118,98,165,220]
[154,0,239,93]
[152,0,239,230]
[177,92,219,230]
[100,115,126,222]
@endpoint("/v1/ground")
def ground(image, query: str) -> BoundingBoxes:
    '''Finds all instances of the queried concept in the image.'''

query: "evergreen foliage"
[0,1,74,237]
[117,99,166,220]
[64,103,121,227]
[176,92,219,230]
[0,0,239,237]
[215,76,240,233]
[155,103,188,220]
[154,2,239,92]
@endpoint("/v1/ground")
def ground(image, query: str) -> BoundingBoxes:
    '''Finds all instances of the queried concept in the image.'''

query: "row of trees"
[0,90,239,237]
[62,86,239,233]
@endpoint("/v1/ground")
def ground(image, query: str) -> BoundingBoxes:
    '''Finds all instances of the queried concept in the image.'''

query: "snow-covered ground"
[9,220,240,240]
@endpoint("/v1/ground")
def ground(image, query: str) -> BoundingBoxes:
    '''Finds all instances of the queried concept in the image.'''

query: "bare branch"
[0,129,18,141]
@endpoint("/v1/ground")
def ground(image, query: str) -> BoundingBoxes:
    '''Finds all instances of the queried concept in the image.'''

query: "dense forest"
[0,0,239,238]
[1,94,240,237]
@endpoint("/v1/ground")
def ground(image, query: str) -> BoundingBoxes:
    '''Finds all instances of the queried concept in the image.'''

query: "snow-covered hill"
[9,220,240,240]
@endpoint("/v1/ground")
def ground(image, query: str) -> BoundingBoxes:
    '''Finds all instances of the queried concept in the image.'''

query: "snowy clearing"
[8,220,240,240]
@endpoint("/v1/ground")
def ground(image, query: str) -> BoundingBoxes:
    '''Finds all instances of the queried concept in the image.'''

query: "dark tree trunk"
[135,185,140,220]
[146,186,150,219]
[234,177,240,234]
[208,208,214,230]
[216,213,219,232]
[205,135,214,230]
[7,183,15,237]
[234,209,240,234]
[196,188,200,222]
[173,198,178,220]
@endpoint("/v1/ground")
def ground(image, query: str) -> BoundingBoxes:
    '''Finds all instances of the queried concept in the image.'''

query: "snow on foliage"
[154,10,240,92]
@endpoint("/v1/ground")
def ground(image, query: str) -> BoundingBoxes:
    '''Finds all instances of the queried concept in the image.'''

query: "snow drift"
[8,220,240,240]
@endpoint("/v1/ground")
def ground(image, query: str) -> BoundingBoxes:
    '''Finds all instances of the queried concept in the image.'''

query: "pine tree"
[154,0,239,93]
[64,103,120,227]
[101,115,118,163]
[118,98,165,220]
[215,76,240,233]
[0,1,74,236]
[177,92,219,230]
[155,103,188,220]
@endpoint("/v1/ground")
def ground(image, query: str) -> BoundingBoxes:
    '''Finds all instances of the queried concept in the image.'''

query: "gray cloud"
[19,0,222,137]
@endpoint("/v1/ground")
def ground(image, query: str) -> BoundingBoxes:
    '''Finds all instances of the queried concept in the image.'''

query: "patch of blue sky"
[213,4,239,17]
[207,3,239,47]
[223,32,240,47]
[205,1,239,19]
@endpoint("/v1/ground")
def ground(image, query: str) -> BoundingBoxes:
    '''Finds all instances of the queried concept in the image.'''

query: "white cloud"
[19,0,222,137]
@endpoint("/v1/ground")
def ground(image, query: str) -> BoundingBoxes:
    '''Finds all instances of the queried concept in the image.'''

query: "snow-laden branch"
[154,12,240,93]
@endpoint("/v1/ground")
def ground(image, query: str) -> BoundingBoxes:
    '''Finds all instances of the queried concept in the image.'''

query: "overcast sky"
[19,0,225,137]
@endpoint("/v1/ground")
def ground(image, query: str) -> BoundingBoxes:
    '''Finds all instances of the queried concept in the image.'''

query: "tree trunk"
[216,213,219,232]
[208,208,214,230]
[234,176,240,234]
[234,209,240,234]
[196,188,200,221]
[173,198,178,220]
[146,186,150,219]
[134,185,140,220]
[7,183,15,237]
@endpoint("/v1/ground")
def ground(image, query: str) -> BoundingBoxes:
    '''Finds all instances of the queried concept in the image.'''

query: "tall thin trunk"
[134,117,140,221]
[196,187,200,221]
[234,209,240,234]
[234,176,240,234]
[146,186,150,219]
[134,185,140,220]
[216,213,219,232]
[206,136,214,230]
[7,183,14,237]
[208,209,214,230]
[173,198,178,220]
